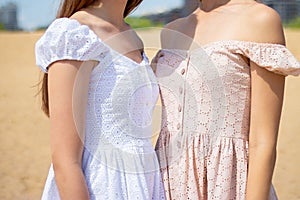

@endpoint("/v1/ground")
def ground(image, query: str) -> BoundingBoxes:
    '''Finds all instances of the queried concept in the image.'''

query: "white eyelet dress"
[35,18,165,200]
[155,40,300,200]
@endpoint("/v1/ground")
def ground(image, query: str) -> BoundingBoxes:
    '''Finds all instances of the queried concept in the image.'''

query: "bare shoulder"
[161,17,191,48]
[164,17,187,31]
[245,2,285,44]
[69,10,91,25]
[70,10,112,31]
[70,10,123,40]
[161,17,187,39]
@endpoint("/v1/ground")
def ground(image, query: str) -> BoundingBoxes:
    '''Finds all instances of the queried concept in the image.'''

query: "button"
[181,68,185,75]
[178,105,182,112]
[179,87,183,94]
[177,123,181,130]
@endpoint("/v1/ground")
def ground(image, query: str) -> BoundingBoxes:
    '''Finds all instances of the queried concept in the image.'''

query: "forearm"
[246,143,277,200]
[53,162,90,200]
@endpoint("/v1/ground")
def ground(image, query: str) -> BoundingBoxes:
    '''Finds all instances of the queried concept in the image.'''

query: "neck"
[204,0,252,11]
[87,0,127,26]
[200,0,230,11]
[200,0,253,11]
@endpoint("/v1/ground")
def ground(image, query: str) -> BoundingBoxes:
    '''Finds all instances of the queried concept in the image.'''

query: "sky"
[0,0,183,31]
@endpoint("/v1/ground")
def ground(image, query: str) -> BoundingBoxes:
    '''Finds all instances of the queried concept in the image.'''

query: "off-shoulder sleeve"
[234,41,300,76]
[35,18,108,73]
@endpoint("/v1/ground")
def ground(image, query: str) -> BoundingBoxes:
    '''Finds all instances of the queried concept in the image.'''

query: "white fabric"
[36,18,165,200]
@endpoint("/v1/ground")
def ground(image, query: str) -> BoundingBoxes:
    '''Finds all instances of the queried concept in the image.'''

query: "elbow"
[248,129,279,156]
[51,153,83,188]
[249,139,277,150]
[249,140,277,154]
[51,151,82,176]
[248,140,277,164]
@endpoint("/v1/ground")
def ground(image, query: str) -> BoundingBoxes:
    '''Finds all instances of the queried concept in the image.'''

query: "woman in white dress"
[35,0,165,199]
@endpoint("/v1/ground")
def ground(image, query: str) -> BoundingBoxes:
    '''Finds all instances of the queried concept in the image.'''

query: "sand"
[0,29,299,200]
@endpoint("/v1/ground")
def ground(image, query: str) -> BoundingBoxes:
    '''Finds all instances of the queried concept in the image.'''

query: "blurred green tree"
[285,17,300,29]
[0,23,5,30]
[125,17,163,29]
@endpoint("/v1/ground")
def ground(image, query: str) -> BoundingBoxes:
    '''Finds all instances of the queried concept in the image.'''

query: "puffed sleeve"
[35,18,109,73]
[235,41,300,76]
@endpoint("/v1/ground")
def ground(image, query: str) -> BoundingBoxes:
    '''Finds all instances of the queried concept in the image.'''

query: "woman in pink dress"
[153,0,300,199]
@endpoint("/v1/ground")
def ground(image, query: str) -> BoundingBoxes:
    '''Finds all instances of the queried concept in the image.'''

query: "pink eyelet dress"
[155,40,300,200]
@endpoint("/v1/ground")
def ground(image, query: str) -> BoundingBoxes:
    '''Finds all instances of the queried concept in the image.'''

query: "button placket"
[177,88,184,131]
[177,54,190,133]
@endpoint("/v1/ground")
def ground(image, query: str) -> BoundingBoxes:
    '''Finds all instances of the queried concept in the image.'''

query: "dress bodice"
[156,40,300,141]
[155,40,300,200]
[35,18,165,200]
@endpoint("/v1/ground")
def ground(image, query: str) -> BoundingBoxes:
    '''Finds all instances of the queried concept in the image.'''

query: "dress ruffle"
[204,40,300,76]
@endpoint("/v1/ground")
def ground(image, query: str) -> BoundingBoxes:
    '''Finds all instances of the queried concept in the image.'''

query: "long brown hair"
[41,0,143,117]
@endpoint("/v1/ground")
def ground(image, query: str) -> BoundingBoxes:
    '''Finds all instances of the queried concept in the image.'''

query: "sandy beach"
[0,29,299,200]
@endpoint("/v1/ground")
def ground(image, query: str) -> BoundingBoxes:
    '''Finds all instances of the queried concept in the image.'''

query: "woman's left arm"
[245,6,287,199]
[246,62,285,199]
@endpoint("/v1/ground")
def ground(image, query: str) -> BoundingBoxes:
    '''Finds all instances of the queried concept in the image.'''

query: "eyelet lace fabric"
[35,18,165,200]
[155,40,300,200]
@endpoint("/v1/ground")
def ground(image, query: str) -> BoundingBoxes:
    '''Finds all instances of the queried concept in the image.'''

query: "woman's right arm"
[48,60,91,200]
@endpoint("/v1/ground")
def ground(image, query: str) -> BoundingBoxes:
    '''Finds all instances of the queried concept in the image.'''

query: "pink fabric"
[155,40,300,200]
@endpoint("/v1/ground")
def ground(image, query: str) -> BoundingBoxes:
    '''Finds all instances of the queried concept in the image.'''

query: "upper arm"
[48,60,95,165]
[248,4,286,146]
[249,62,285,147]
